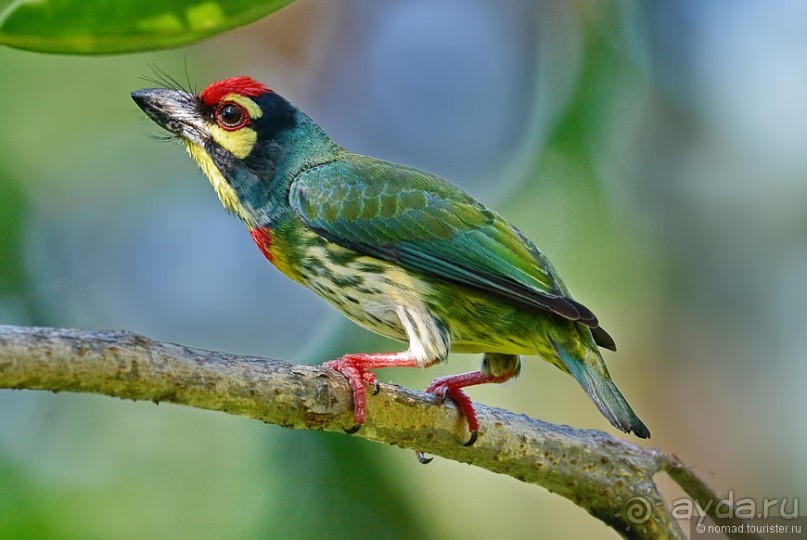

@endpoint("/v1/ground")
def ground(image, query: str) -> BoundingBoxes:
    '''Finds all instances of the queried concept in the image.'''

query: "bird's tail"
[551,338,650,439]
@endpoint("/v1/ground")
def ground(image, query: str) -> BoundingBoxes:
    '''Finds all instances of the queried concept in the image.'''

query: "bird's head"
[132,76,336,225]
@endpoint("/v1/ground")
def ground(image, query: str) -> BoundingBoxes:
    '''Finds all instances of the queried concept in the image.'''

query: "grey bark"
[0,325,759,539]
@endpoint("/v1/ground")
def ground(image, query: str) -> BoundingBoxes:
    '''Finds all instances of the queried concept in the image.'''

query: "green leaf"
[0,0,295,54]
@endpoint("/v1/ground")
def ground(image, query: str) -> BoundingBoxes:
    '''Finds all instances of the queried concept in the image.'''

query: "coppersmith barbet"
[131,76,650,446]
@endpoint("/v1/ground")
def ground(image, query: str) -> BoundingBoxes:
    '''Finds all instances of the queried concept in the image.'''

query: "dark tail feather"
[551,340,650,439]
[590,326,617,351]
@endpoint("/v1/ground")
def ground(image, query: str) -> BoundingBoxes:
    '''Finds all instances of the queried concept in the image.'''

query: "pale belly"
[295,240,544,357]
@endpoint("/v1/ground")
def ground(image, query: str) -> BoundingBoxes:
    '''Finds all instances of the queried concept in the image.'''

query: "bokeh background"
[1,0,805,538]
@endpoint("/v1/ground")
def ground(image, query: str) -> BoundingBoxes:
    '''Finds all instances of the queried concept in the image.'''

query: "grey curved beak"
[132,88,206,146]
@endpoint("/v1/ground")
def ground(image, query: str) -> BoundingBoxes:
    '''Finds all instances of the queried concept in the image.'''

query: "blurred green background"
[1,0,805,538]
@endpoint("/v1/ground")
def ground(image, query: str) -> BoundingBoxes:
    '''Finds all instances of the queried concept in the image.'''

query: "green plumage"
[132,79,649,439]
[288,155,646,437]
[293,158,565,309]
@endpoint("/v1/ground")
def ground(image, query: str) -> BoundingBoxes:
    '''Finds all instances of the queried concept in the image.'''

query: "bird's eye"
[214,102,249,131]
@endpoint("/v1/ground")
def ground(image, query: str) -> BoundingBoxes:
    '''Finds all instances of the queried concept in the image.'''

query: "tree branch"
[0,325,757,539]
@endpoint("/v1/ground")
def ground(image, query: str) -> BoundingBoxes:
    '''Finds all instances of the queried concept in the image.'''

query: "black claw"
[463,430,479,447]
[372,381,380,395]
[343,423,362,434]
[416,451,433,464]
[437,387,449,404]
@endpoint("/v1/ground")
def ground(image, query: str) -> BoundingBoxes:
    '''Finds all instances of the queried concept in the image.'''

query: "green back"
[289,155,609,339]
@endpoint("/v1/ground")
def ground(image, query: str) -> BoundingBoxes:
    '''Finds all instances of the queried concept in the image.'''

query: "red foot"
[324,352,418,427]
[425,371,513,445]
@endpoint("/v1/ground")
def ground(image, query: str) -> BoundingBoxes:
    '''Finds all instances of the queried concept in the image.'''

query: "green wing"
[289,156,615,349]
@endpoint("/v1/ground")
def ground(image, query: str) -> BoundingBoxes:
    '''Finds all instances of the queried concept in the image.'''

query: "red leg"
[324,352,419,428]
[425,371,514,446]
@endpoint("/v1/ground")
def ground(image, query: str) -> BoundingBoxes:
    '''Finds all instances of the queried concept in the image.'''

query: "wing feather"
[289,156,615,349]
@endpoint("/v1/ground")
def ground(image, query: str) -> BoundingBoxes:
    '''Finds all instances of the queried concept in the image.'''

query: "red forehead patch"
[200,76,271,106]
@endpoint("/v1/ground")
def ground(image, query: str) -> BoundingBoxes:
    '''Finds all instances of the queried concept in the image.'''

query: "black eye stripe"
[214,101,250,131]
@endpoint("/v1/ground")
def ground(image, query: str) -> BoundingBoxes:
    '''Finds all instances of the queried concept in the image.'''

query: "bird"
[131,76,650,450]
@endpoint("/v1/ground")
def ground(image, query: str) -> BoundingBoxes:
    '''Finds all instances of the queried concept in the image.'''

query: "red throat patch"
[200,76,271,106]
[250,227,274,263]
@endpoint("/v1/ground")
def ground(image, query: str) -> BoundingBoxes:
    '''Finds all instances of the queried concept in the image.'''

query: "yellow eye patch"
[208,93,263,159]
[223,93,263,119]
